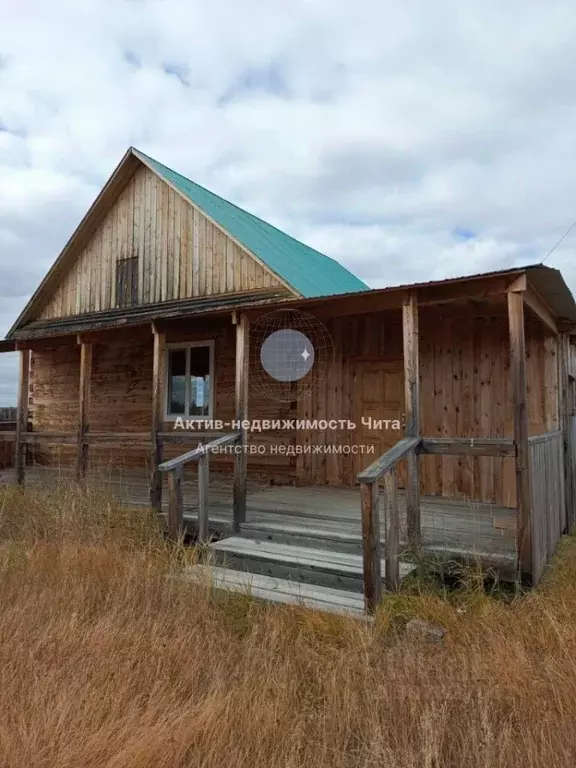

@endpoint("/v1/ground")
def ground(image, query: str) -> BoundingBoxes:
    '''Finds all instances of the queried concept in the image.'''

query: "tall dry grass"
[0,482,575,767]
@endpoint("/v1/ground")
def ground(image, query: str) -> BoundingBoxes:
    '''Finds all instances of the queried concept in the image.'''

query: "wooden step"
[183,515,516,572]
[240,519,365,553]
[209,537,416,592]
[188,564,367,617]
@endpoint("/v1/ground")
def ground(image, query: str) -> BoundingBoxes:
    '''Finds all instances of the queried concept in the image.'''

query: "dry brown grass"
[0,482,575,767]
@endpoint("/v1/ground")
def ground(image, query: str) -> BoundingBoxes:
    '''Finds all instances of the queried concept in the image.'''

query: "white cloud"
[1,0,576,402]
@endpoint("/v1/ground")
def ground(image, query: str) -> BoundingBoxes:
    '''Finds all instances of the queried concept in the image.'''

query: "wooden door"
[354,360,405,482]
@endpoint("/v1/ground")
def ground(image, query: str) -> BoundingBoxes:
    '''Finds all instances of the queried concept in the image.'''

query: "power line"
[542,218,576,263]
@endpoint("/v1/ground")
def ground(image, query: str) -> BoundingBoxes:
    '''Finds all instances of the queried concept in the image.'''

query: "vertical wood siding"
[28,303,559,507]
[295,305,558,506]
[0,410,15,470]
[37,166,281,320]
[529,431,565,583]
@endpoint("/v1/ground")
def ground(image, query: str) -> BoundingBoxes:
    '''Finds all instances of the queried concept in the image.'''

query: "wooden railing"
[0,429,246,539]
[419,437,516,457]
[357,435,519,613]
[0,430,233,447]
[158,432,241,540]
[357,436,421,611]
[529,431,565,584]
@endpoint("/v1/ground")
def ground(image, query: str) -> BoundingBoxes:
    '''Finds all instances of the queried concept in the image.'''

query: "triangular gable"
[135,149,368,299]
[8,150,294,334]
[8,147,368,336]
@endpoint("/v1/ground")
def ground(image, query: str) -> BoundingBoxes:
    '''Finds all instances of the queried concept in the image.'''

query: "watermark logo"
[260,328,315,382]
[250,309,333,402]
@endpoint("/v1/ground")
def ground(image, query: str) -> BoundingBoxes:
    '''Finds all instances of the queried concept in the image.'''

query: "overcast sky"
[1,0,576,403]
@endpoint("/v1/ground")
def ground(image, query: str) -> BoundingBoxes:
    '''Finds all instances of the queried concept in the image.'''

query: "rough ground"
[0,482,574,767]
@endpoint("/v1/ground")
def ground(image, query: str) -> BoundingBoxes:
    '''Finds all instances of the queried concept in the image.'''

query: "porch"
[0,424,565,613]
[0,462,518,574]
[0,464,515,561]
[1,266,574,614]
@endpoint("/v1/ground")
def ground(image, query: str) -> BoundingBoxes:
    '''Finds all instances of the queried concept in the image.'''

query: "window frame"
[163,340,215,422]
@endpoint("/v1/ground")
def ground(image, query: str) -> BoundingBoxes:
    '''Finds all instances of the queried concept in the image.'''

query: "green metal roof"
[134,149,368,299]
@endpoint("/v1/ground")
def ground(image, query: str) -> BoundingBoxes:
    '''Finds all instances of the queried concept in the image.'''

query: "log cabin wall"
[28,319,296,481]
[35,164,283,321]
[27,300,559,507]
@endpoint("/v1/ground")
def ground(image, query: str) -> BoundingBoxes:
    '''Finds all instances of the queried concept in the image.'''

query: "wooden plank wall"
[0,441,13,470]
[27,301,559,507]
[296,310,404,488]
[295,304,558,506]
[37,165,281,320]
[568,415,576,531]
[28,321,295,480]
[529,431,565,583]
[419,308,557,507]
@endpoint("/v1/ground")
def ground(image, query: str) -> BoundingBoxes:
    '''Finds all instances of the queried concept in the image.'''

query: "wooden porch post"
[384,468,400,589]
[233,312,249,531]
[150,325,165,513]
[15,349,30,486]
[360,480,382,611]
[507,291,532,577]
[403,291,421,549]
[76,340,92,481]
[167,466,183,539]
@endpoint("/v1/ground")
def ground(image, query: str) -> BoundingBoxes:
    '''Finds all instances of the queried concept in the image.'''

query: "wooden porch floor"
[0,465,517,572]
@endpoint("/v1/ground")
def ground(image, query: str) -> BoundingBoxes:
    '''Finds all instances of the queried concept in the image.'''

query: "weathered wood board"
[24,302,559,507]
[0,466,517,573]
[36,165,282,320]
[529,431,565,583]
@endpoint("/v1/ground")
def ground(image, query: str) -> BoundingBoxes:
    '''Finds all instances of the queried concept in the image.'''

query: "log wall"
[29,320,295,481]
[27,302,559,507]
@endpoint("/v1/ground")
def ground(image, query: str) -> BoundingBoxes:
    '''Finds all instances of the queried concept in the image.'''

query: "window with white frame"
[165,341,214,419]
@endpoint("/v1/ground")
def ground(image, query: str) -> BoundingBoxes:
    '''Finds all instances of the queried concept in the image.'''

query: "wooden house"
[1,147,576,614]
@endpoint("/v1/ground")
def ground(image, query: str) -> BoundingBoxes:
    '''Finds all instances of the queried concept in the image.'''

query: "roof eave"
[10,288,292,342]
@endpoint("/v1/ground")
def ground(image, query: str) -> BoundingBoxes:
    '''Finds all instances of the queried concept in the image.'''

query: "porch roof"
[4,262,576,346]
[282,263,576,326]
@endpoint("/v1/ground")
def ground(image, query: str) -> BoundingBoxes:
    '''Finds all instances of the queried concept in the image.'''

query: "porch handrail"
[528,430,562,446]
[419,437,515,457]
[357,436,422,612]
[158,432,241,472]
[158,431,241,541]
[357,436,422,483]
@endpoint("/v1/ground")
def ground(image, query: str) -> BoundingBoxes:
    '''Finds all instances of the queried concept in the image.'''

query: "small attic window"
[116,257,138,308]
